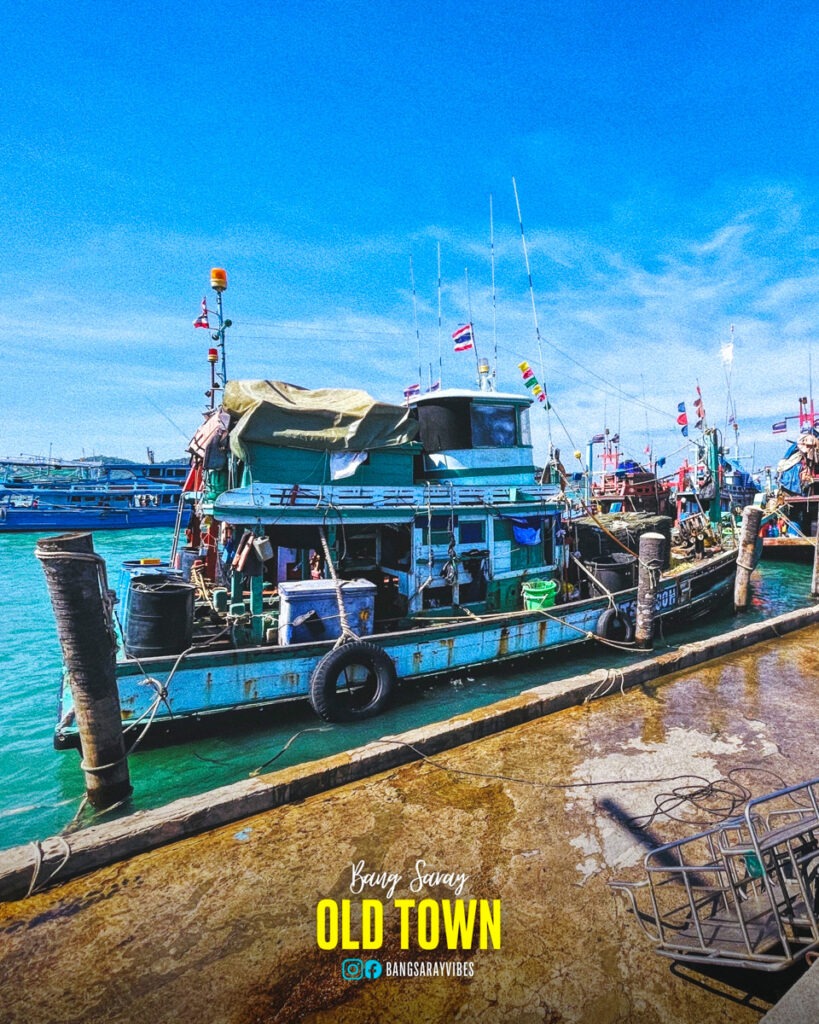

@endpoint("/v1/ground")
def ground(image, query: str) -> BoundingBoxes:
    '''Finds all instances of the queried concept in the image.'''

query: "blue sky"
[4,0,819,478]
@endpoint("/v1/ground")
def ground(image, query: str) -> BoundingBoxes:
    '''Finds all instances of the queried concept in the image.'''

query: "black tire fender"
[595,607,634,643]
[308,640,397,722]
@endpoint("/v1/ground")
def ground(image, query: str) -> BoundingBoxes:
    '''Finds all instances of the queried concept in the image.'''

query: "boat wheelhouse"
[590,440,672,516]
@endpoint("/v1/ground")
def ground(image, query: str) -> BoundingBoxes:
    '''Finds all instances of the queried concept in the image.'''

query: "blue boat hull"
[54,550,736,748]
[0,505,179,532]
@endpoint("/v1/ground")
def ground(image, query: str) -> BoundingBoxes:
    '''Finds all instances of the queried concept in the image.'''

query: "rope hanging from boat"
[317,525,360,647]
[569,554,617,611]
[531,604,638,651]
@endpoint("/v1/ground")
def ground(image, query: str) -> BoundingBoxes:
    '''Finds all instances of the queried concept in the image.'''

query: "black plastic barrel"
[586,552,637,595]
[124,574,195,658]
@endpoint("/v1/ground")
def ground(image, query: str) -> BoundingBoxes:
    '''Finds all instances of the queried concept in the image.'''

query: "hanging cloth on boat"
[329,451,369,481]
[498,514,544,546]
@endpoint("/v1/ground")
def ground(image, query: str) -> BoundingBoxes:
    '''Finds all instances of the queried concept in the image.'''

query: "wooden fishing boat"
[590,438,672,516]
[53,375,739,749]
[760,398,819,560]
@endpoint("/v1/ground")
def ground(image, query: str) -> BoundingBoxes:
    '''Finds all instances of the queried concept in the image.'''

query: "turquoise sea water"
[0,529,813,853]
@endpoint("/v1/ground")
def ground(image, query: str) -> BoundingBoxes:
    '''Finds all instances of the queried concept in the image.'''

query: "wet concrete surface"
[2,627,819,1024]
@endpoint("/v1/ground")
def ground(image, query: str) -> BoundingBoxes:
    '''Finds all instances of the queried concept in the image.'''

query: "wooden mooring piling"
[734,505,764,611]
[35,532,131,809]
[634,531,666,649]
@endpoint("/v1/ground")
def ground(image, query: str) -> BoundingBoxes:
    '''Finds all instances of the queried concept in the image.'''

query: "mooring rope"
[317,525,359,648]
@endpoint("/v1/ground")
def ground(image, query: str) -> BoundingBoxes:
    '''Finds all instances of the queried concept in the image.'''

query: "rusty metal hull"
[54,550,737,748]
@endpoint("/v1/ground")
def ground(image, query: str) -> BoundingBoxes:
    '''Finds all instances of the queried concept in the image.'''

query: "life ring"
[595,608,634,643]
[309,641,397,722]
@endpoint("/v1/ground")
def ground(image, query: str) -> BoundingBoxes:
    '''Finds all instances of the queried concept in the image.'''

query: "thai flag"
[590,433,605,444]
[452,323,474,351]
[772,420,787,433]
[403,383,421,399]
[193,297,210,329]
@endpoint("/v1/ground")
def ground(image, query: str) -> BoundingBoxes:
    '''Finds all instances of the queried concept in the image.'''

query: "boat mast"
[464,267,483,385]
[437,243,443,390]
[210,268,231,393]
[706,427,721,527]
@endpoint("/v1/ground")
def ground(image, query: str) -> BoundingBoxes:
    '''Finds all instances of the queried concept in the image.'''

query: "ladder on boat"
[610,778,819,971]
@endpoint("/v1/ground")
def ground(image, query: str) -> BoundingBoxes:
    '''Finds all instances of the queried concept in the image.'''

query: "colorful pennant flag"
[518,361,548,404]
[693,385,706,429]
[452,324,474,351]
[677,402,689,437]
[193,298,210,329]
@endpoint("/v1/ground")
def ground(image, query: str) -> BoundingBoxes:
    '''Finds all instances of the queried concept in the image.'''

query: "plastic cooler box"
[277,579,377,645]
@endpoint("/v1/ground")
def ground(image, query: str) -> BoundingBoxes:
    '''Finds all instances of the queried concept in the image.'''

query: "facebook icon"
[363,960,382,979]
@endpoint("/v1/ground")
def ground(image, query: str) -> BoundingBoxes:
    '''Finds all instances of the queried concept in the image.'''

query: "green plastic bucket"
[521,579,559,610]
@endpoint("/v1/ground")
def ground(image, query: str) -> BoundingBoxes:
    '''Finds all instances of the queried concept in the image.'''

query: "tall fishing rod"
[511,178,585,465]
[513,177,553,447]
[410,255,422,389]
[437,242,443,390]
[490,193,498,388]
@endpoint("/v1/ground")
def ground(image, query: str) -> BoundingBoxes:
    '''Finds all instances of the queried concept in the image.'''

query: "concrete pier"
[2,620,819,1023]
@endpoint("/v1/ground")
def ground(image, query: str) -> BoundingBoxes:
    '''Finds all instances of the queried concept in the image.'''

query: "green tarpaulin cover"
[223,380,419,456]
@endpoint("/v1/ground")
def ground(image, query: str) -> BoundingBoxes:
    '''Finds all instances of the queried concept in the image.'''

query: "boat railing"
[214,481,560,511]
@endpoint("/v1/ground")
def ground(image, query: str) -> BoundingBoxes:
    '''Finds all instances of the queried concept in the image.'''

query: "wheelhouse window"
[470,404,518,448]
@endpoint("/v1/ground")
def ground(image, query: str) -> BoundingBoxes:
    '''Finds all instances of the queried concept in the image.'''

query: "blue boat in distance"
[0,455,188,532]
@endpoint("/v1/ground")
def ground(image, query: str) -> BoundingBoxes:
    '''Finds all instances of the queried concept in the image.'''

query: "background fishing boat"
[0,455,187,532]
[761,397,819,560]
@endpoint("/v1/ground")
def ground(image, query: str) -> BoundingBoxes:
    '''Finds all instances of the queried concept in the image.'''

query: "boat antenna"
[437,242,443,390]
[410,255,422,390]
[209,268,231,391]
[513,177,554,448]
[641,373,652,464]
[464,267,483,385]
[721,324,738,453]
[490,193,498,387]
